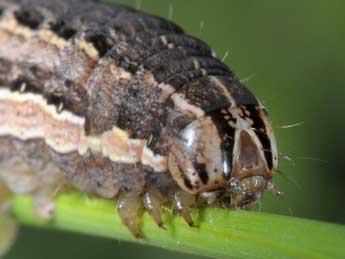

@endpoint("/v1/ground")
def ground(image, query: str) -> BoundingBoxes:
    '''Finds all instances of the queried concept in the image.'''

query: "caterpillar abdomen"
[0,0,279,237]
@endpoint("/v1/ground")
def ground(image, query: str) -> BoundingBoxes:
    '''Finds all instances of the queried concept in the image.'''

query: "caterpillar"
[0,0,280,237]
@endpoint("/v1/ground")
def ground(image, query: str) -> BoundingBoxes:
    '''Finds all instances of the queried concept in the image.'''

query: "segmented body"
[0,0,279,236]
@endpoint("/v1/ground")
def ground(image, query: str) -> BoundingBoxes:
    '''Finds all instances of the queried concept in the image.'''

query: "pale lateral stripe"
[0,88,85,125]
[141,145,167,172]
[39,29,66,49]
[0,17,66,49]
[171,92,205,118]
[0,88,84,153]
[0,88,167,171]
[80,128,168,171]
[0,17,34,38]
[78,40,100,61]
[0,125,80,153]
[158,83,175,102]
[79,127,145,164]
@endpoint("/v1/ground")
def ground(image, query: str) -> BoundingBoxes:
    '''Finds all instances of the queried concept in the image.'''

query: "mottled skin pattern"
[0,137,68,219]
[0,0,280,237]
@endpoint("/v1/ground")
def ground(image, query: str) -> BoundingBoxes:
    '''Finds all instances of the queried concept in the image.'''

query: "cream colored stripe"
[39,29,66,49]
[0,17,100,60]
[141,145,167,172]
[79,128,168,171]
[0,89,167,171]
[209,76,236,107]
[0,17,66,49]
[0,89,85,125]
[78,127,145,164]
[171,92,205,118]
[0,88,85,153]
[0,17,34,38]
[0,18,66,49]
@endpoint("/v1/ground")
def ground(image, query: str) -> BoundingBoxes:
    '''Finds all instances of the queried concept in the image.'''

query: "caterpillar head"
[168,105,278,207]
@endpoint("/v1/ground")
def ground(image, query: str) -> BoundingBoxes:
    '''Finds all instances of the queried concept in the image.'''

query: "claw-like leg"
[117,192,143,238]
[170,189,196,226]
[143,189,167,229]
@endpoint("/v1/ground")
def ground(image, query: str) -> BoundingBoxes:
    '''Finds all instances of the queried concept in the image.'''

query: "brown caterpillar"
[0,0,280,237]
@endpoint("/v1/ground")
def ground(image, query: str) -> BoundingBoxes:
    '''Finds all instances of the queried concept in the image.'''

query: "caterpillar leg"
[170,189,197,227]
[143,188,167,229]
[117,192,143,238]
[117,186,198,236]
[117,189,168,236]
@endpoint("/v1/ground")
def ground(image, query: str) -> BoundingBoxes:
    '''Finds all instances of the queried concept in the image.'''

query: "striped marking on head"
[78,39,100,61]
[171,92,205,118]
[209,76,236,107]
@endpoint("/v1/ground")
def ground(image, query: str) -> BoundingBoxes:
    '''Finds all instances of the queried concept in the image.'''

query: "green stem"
[11,192,345,259]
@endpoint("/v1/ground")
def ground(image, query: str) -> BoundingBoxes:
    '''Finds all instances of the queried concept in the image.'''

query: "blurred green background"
[4,0,345,258]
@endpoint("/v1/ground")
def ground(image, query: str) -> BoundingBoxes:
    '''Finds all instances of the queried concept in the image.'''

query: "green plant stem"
[11,192,345,259]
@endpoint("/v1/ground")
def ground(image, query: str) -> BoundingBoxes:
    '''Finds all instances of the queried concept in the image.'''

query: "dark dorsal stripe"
[177,76,232,113]
[208,109,235,180]
[245,105,273,170]
[11,79,40,94]
[85,33,113,58]
[7,79,74,115]
[14,8,44,30]
[50,20,77,40]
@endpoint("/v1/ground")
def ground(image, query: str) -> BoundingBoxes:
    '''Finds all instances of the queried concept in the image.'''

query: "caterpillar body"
[0,0,279,237]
